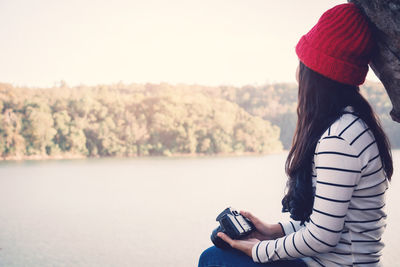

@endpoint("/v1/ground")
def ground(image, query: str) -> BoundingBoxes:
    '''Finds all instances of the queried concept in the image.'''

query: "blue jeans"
[198,246,307,267]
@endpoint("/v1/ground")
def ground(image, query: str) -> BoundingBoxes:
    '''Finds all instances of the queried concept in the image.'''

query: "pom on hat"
[295,3,374,86]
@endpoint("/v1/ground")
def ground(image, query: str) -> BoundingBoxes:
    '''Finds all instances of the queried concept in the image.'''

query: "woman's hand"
[217,232,260,257]
[216,210,285,257]
[239,210,284,240]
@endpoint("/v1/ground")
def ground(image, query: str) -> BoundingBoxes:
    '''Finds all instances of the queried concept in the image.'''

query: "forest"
[0,81,398,160]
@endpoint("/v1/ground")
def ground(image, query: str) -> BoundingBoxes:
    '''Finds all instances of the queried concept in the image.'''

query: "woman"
[198,3,393,267]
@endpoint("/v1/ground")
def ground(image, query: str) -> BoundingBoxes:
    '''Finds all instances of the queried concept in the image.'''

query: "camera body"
[210,207,255,249]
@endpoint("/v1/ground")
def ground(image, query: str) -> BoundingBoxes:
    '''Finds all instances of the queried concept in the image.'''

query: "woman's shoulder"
[318,106,379,167]
[321,106,372,144]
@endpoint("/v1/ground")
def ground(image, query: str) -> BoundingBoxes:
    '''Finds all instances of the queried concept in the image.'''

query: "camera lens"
[210,226,231,249]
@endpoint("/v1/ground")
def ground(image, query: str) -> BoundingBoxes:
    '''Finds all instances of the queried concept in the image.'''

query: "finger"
[240,210,259,223]
[217,232,235,247]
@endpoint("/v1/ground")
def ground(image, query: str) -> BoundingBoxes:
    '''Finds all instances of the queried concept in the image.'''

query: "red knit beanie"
[295,3,374,86]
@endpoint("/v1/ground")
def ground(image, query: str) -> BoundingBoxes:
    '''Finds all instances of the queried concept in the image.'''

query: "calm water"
[0,151,399,267]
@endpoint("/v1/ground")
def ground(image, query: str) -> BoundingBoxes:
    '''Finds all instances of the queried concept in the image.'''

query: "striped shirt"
[252,106,389,267]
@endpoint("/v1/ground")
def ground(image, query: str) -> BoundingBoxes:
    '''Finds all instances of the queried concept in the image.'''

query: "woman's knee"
[198,246,218,267]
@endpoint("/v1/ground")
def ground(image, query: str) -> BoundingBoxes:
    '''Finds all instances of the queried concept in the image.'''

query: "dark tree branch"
[349,0,400,123]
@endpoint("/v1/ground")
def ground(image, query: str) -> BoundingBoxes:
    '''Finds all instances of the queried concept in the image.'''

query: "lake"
[0,151,399,267]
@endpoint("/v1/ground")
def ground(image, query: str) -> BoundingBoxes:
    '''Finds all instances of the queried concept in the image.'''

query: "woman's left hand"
[217,232,260,257]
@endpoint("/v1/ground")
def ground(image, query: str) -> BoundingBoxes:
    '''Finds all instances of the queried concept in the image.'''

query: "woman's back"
[306,105,388,266]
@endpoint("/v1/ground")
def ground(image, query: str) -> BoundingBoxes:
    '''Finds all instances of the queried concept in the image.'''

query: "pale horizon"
[1,0,379,88]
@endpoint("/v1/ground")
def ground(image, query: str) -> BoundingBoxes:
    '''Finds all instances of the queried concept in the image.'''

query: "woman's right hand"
[240,210,284,241]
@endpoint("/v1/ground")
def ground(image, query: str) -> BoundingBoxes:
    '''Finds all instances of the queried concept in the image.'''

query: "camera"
[210,207,255,249]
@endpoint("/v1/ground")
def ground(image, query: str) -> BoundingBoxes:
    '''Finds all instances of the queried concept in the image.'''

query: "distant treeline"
[0,81,398,159]
[199,82,400,149]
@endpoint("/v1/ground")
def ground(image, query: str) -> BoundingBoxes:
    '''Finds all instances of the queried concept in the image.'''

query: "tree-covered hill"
[0,80,398,160]
[0,83,282,159]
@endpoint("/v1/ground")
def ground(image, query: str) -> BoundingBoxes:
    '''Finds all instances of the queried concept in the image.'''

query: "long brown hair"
[281,62,393,224]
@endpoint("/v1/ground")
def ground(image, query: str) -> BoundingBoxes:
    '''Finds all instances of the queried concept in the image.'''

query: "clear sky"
[0,0,378,87]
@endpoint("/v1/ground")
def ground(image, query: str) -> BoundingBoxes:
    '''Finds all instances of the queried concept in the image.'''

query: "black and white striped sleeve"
[279,220,304,236]
[252,135,362,263]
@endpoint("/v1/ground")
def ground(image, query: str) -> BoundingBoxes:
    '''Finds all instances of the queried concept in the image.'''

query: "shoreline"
[0,150,290,162]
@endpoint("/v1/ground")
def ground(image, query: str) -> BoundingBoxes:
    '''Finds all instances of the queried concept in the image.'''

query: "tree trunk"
[349,0,400,123]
